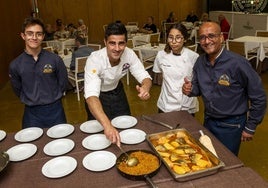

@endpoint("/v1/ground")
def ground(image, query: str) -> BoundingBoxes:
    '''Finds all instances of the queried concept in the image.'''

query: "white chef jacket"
[84,47,151,99]
[153,47,199,113]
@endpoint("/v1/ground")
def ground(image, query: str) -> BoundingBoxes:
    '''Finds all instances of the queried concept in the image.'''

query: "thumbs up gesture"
[182,77,192,95]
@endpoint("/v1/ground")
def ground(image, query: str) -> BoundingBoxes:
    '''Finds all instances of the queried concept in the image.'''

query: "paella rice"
[117,151,159,175]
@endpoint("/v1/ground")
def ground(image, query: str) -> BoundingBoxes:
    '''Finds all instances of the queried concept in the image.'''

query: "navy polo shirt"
[9,49,68,106]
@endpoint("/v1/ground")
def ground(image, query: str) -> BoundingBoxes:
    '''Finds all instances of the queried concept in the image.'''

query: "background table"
[1,111,267,188]
[46,39,75,51]
[233,36,268,62]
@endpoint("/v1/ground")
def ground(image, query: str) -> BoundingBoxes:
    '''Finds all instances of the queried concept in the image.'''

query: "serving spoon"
[117,146,139,167]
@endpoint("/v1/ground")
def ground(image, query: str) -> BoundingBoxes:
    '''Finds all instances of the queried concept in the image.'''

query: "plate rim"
[82,134,111,150]
[0,130,7,142]
[43,138,75,156]
[119,128,146,144]
[6,143,37,162]
[80,120,104,133]
[82,151,116,172]
[42,156,77,178]
[14,127,43,142]
[111,115,138,129]
[46,124,74,138]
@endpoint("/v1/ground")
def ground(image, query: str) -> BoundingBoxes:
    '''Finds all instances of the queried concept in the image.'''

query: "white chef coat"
[153,47,199,113]
[84,47,151,99]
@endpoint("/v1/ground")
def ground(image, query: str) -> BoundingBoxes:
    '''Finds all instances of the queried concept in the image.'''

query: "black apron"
[86,81,131,120]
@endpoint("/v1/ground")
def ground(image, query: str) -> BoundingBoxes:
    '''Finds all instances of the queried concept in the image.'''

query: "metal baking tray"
[146,128,225,182]
[0,151,9,173]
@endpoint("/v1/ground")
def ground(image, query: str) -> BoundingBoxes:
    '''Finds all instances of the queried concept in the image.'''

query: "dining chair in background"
[186,44,197,52]
[87,43,101,51]
[226,39,259,69]
[43,46,53,52]
[194,27,200,49]
[149,32,160,44]
[255,30,268,61]
[42,41,48,48]
[255,30,268,37]
[127,39,134,48]
[68,56,88,101]
[103,25,108,32]
[127,22,138,26]
[133,48,154,71]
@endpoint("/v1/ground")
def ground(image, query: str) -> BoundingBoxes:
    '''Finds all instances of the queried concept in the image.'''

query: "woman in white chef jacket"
[153,23,199,114]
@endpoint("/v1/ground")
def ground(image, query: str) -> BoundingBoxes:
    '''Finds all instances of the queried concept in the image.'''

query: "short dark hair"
[22,17,45,33]
[164,23,188,53]
[56,19,62,26]
[75,36,86,45]
[67,23,76,29]
[104,22,127,41]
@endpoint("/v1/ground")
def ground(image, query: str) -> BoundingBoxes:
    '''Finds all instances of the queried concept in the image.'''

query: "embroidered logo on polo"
[43,64,53,73]
[122,63,130,72]
[218,74,230,86]
[91,69,97,74]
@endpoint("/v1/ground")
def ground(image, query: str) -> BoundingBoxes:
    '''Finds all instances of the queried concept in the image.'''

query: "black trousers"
[85,81,131,120]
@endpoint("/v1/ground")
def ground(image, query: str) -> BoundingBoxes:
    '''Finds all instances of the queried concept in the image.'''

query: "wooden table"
[1,111,267,188]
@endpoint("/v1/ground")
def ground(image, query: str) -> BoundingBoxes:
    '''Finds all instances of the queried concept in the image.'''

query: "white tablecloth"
[131,34,150,46]
[46,39,75,51]
[233,36,268,62]
[133,43,165,60]
[125,25,139,33]
[61,53,72,68]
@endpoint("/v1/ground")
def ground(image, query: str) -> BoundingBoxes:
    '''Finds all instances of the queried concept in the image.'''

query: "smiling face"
[104,34,127,65]
[21,24,44,51]
[199,22,224,61]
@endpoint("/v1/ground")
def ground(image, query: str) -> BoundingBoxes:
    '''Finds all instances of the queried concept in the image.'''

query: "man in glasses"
[84,22,152,147]
[182,22,266,156]
[9,17,68,129]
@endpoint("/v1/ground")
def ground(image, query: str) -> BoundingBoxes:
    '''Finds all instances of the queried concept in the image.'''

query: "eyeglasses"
[167,36,184,43]
[24,31,44,38]
[199,33,221,42]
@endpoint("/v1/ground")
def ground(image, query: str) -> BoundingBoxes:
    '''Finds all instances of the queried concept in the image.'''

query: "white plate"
[14,127,43,142]
[0,130,6,141]
[80,120,104,133]
[42,156,77,178]
[111,115,137,129]
[119,129,146,144]
[47,124,74,138]
[43,138,75,156]
[82,134,111,150]
[83,151,116,172]
[6,143,37,162]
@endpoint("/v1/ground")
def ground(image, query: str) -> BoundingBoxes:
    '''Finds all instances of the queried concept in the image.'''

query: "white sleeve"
[84,55,102,99]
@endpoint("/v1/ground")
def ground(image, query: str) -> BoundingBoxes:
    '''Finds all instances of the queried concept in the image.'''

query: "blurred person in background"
[139,16,157,34]
[44,24,55,41]
[69,36,93,92]
[77,19,87,37]
[218,14,230,40]
[67,23,78,38]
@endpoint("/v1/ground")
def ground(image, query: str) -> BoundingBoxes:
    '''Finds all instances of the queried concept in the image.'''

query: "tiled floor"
[0,69,267,181]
